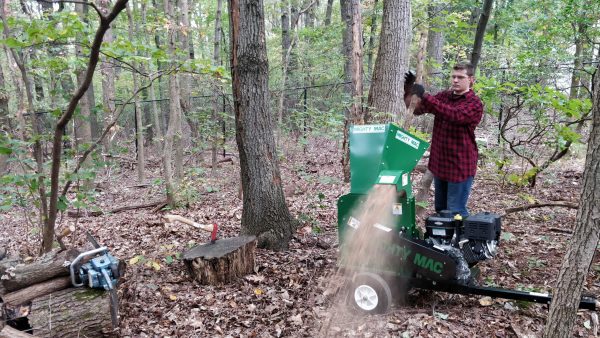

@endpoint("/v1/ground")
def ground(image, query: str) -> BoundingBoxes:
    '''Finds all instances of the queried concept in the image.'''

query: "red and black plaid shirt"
[415,89,483,182]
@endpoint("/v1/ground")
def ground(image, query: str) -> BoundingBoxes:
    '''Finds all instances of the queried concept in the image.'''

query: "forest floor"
[1,136,598,338]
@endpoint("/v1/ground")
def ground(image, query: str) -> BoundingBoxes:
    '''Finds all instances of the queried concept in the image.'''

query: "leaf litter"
[0,139,598,337]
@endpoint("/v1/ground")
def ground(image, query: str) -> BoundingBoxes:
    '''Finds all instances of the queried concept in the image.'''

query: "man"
[407,62,483,217]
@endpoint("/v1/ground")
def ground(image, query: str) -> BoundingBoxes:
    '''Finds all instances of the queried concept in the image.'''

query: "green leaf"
[0,146,12,155]
[434,311,448,320]
[165,255,174,264]
[57,196,69,211]
[501,232,514,242]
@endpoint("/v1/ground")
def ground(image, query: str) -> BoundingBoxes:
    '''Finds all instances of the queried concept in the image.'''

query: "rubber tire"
[349,272,392,314]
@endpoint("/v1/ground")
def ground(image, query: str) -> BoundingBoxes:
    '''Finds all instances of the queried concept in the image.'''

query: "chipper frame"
[337,123,597,314]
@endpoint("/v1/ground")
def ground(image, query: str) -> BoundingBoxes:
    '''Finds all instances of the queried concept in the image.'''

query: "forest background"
[0,0,599,336]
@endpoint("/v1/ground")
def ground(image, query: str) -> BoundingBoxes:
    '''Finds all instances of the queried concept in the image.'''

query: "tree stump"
[183,236,256,285]
[27,288,114,338]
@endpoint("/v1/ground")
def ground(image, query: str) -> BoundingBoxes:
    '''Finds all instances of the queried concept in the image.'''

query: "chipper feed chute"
[337,123,598,314]
[338,123,428,240]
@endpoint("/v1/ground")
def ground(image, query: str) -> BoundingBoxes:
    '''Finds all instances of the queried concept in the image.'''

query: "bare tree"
[229,0,296,249]
[42,0,129,253]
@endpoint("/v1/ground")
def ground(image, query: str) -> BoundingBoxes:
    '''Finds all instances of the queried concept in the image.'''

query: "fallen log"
[183,236,256,285]
[0,325,40,338]
[1,249,79,293]
[2,276,71,306]
[27,287,115,338]
[67,199,167,217]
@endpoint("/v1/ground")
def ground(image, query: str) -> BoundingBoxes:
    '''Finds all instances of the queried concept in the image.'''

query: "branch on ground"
[503,202,578,216]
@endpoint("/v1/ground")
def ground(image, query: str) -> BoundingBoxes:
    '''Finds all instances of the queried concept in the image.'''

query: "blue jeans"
[433,176,474,217]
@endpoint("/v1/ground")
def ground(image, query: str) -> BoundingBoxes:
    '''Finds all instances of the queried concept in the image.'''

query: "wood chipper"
[337,123,598,314]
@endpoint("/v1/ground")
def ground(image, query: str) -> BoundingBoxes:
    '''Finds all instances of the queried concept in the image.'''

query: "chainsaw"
[337,123,598,313]
[69,233,122,326]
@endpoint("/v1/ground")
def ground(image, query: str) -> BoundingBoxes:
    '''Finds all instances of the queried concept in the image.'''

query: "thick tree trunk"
[340,0,364,182]
[183,236,256,285]
[366,0,411,124]
[229,0,296,250]
[470,0,494,71]
[543,63,600,338]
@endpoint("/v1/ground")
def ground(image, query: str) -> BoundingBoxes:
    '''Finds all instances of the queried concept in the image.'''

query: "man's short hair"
[453,62,475,76]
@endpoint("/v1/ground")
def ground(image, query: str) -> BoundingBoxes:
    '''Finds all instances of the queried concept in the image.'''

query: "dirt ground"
[1,136,598,338]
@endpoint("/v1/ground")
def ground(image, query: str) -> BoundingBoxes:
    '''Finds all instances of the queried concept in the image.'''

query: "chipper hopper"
[337,123,598,314]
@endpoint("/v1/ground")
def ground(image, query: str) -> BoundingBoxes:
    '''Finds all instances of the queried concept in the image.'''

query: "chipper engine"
[337,123,597,314]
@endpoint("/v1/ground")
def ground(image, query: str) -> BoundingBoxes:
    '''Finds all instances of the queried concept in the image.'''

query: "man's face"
[451,69,474,95]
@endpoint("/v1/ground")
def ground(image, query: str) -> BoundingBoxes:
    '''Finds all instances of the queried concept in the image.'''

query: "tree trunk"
[0,58,9,176]
[470,0,494,71]
[542,62,600,338]
[99,1,116,152]
[569,23,586,100]
[74,3,95,193]
[366,0,410,124]
[340,0,364,182]
[211,0,224,177]
[180,0,199,155]
[163,0,181,206]
[365,0,379,81]
[126,2,146,183]
[324,0,333,25]
[229,0,296,250]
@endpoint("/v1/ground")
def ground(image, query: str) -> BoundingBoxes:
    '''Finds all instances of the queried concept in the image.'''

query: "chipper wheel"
[348,272,392,314]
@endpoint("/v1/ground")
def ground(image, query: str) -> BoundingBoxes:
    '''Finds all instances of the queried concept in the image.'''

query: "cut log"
[0,256,20,295]
[0,325,40,338]
[1,249,79,293]
[28,287,115,338]
[2,276,71,306]
[183,236,256,285]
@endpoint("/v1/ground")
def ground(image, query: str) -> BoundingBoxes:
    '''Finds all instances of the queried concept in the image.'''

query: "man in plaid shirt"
[407,62,483,217]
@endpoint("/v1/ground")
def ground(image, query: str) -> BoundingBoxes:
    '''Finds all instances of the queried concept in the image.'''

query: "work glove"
[403,71,416,106]
[411,84,425,99]
[404,71,416,86]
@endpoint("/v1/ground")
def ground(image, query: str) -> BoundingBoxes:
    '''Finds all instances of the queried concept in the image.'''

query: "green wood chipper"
[337,123,597,314]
